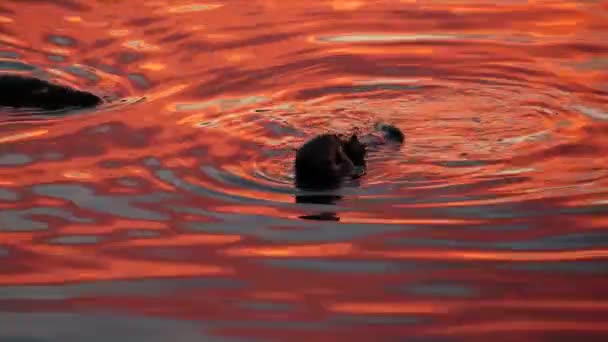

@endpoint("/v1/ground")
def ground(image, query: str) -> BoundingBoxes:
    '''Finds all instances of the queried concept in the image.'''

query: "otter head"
[295,134,355,190]
[341,134,366,167]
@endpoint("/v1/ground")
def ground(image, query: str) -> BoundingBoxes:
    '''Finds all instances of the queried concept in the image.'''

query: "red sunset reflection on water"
[1,0,608,341]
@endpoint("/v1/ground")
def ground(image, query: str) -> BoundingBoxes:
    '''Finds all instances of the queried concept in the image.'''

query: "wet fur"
[341,134,366,167]
[295,134,354,189]
[0,75,102,110]
[295,124,403,190]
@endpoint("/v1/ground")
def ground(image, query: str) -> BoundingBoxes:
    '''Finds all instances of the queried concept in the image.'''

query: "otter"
[0,74,102,111]
[295,134,355,190]
[376,122,405,143]
[294,124,403,190]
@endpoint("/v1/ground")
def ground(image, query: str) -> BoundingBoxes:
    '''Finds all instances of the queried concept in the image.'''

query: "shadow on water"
[296,192,343,221]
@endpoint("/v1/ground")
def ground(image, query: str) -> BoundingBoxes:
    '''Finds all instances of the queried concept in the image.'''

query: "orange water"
[1,1,608,341]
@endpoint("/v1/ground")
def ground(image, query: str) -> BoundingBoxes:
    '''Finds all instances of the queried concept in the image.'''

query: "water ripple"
[1,1,608,341]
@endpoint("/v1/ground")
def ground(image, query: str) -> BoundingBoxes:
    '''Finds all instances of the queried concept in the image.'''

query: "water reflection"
[1,0,608,341]
[296,191,342,221]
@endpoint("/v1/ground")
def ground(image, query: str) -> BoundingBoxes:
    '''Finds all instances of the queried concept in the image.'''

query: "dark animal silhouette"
[341,134,366,168]
[0,75,102,111]
[294,124,403,190]
[376,123,405,143]
[295,134,355,190]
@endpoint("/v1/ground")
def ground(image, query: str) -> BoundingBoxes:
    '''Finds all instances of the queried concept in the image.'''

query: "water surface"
[1,1,608,341]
